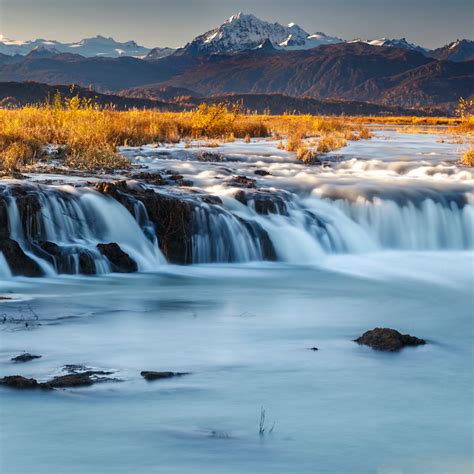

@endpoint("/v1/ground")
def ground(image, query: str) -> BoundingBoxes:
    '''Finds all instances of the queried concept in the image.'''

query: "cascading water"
[1,179,473,275]
[0,184,165,276]
[1,132,473,276]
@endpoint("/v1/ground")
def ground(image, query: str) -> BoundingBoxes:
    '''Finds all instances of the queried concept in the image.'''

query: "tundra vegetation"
[0,91,472,173]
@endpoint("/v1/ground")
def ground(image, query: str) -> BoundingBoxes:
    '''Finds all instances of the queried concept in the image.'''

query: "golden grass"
[461,148,474,167]
[0,102,372,172]
[4,96,471,173]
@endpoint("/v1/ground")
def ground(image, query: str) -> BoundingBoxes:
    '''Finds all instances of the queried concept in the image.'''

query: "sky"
[1,0,472,49]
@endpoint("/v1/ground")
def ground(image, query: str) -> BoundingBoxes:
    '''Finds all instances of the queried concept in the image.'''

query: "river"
[0,129,473,473]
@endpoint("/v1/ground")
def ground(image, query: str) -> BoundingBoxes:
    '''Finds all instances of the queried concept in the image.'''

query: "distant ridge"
[0,81,445,116]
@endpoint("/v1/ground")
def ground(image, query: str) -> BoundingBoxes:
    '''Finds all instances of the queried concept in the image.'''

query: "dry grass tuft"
[461,148,474,167]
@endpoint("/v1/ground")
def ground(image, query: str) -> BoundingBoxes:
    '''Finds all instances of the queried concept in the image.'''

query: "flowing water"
[0,130,473,473]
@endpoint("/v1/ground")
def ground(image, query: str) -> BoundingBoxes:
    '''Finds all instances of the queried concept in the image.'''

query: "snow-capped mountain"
[145,47,178,60]
[0,34,155,58]
[179,12,342,55]
[429,39,474,62]
[348,37,428,55]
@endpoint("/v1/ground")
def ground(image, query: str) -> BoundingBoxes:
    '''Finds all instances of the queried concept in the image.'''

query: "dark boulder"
[97,243,138,273]
[11,353,42,362]
[254,169,271,176]
[140,371,189,381]
[354,328,426,352]
[0,238,44,276]
[0,375,40,389]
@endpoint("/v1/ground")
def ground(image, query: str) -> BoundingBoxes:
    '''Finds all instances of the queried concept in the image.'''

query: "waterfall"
[0,180,472,277]
[0,184,164,276]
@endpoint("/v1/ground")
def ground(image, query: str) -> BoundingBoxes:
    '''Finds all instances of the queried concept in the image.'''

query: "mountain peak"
[181,12,341,55]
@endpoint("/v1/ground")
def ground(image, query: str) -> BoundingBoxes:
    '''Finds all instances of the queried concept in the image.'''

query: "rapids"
[0,130,472,274]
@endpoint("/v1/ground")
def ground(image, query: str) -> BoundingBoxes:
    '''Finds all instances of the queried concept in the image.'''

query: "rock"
[234,190,289,215]
[140,371,189,381]
[0,239,44,277]
[42,373,94,388]
[354,328,426,352]
[78,250,97,275]
[97,243,138,273]
[95,180,129,198]
[0,375,40,389]
[198,152,224,162]
[230,175,257,189]
[309,347,319,351]
[130,172,166,186]
[11,353,42,362]
[254,169,271,176]
[0,199,10,239]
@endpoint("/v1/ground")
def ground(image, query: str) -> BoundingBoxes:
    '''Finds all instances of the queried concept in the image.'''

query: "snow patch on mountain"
[349,37,428,54]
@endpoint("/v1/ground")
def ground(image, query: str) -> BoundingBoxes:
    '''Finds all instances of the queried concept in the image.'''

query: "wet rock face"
[0,238,44,277]
[97,243,138,273]
[140,371,189,381]
[0,199,9,239]
[35,241,97,275]
[11,353,42,362]
[97,182,197,264]
[354,328,426,351]
[234,190,289,215]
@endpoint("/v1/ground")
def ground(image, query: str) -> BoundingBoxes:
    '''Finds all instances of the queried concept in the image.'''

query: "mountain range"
[0,13,472,113]
[1,13,472,59]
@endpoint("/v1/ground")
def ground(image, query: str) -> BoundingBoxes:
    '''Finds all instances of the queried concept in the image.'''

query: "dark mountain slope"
[159,43,434,98]
[0,54,197,93]
[429,40,474,62]
[351,60,474,108]
[0,81,177,110]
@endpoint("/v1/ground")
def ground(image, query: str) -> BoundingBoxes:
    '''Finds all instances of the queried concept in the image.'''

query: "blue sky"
[1,0,472,48]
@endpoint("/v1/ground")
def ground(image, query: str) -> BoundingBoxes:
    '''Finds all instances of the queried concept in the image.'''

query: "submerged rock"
[11,353,42,362]
[140,371,189,381]
[97,243,138,273]
[254,169,271,176]
[0,238,44,277]
[354,328,426,352]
